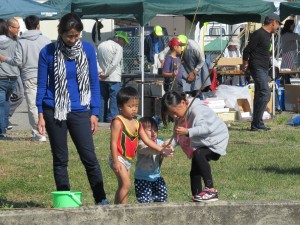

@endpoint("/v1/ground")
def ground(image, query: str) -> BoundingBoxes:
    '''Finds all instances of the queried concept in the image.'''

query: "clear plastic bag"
[215,85,252,112]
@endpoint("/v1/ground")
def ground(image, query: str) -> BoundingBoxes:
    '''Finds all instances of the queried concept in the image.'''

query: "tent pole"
[276,26,281,60]
[220,26,223,52]
[95,19,99,47]
[140,25,145,117]
[272,33,275,117]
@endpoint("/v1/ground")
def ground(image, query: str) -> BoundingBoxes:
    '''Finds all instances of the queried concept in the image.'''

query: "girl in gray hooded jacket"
[161,91,229,202]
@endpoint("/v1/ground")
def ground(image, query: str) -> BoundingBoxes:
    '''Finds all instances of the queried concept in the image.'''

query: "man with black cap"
[243,13,281,131]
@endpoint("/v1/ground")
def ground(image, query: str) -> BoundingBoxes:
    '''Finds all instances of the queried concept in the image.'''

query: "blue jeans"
[0,79,17,134]
[43,108,107,203]
[99,81,121,122]
[9,76,24,117]
[250,68,271,127]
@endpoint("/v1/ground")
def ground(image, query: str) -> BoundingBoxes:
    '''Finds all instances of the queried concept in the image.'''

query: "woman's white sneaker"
[32,134,47,142]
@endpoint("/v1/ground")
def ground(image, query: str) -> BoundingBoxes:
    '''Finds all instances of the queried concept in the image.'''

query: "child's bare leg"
[114,163,131,204]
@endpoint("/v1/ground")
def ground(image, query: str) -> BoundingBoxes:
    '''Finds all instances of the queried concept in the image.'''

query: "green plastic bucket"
[52,191,82,208]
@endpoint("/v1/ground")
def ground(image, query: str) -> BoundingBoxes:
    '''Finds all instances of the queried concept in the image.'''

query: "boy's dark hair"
[139,117,158,132]
[117,86,139,107]
[161,91,186,125]
[24,15,40,30]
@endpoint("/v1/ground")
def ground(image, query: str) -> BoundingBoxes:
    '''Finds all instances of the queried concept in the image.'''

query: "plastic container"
[276,79,281,88]
[52,191,82,208]
[278,88,285,111]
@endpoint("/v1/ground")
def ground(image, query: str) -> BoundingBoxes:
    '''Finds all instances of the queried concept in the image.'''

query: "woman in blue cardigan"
[36,13,108,205]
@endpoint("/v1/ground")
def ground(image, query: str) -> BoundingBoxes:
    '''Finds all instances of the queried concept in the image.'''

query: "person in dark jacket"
[243,13,281,131]
[144,25,165,74]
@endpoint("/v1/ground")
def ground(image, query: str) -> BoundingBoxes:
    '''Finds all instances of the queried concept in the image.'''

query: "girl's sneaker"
[193,187,218,202]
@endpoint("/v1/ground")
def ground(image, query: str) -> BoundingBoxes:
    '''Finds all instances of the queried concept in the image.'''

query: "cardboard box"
[285,84,300,112]
[237,99,251,112]
[206,99,226,109]
[237,99,252,120]
[217,57,243,66]
[250,91,274,114]
[213,107,230,113]
[217,111,237,122]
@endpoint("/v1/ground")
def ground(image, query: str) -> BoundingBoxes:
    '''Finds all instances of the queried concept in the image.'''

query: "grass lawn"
[0,113,299,208]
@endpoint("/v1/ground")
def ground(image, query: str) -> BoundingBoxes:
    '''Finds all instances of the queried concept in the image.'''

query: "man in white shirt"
[97,31,129,122]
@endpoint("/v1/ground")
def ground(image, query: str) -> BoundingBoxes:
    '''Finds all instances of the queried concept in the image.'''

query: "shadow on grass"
[13,137,32,141]
[0,198,43,208]
[0,137,33,141]
[250,166,300,175]
[230,140,253,145]
[227,126,259,132]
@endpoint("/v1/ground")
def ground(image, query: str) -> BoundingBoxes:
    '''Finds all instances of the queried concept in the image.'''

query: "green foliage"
[0,113,299,208]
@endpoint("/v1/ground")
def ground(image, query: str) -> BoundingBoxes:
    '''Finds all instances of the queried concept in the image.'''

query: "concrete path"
[9,101,110,133]
[9,100,31,131]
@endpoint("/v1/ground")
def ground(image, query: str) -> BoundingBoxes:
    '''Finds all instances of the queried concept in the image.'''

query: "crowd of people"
[0,12,297,205]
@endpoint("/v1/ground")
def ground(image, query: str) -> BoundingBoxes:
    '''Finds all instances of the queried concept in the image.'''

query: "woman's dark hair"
[139,117,158,132]
[117,86,139,107]
[58,13,83,35]
[281,20,295,35]
[24,15,40,30]
[92,20,103,43]
[0,19,8,36]
[161,91,186,125]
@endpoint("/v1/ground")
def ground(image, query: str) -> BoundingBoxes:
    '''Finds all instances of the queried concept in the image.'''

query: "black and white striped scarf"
[53,38,90,121]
